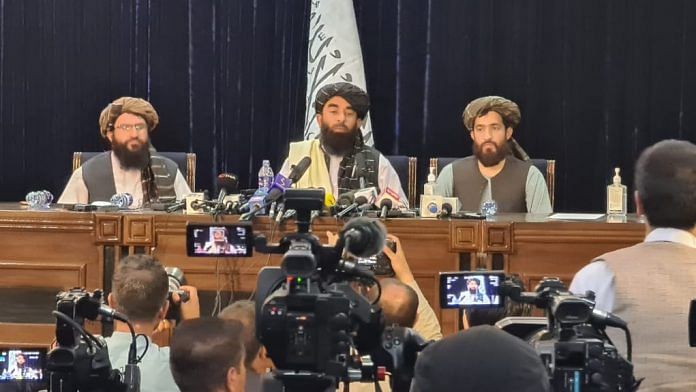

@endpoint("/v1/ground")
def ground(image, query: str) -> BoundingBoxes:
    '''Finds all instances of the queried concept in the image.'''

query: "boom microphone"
[339,217,387,258]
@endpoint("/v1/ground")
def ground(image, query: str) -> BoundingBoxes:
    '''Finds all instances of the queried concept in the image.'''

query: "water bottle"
[110,193,134,208]
[257,160,274,191]
[480,200,498,218]
[25,190,53,209]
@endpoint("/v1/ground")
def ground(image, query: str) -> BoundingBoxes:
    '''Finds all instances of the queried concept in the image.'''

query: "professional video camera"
[253,188,427,392]
[498,277,638,392]
[46,288,139,392]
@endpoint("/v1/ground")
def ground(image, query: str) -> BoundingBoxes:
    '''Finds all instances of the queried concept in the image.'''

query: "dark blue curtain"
[1,0,695,211]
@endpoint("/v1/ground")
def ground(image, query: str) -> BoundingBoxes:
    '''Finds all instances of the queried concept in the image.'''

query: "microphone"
[438,202,453,218]
[264,156,313,205]
[335,187,378,218]
[337,195,368,218]
[379,199,392,219]
[339,217,387,258]
[591,308,627,329]
[216,173,239,205]
[376,187,404,208]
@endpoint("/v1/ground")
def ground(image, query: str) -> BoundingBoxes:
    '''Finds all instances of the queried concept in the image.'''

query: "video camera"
[498,277,638,392]
[250,188,427,392]
[46,288,139,392]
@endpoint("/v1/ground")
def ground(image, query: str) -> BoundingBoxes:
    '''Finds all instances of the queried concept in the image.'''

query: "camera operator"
[169,318,246,392]
[410,326,550,392]
[570,139,696,390]
[326,232,443,341]
[219,300,280,392]
[106,254,200,392]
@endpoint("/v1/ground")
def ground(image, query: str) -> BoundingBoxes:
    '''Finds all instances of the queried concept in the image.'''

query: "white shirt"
[279,153,409,207]
[106,332,180,392]
[57,151,192,207]
[569,228,696,312]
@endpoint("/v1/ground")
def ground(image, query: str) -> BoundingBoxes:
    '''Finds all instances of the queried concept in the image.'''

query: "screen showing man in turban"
[434,96,552,214]
[58,97,192,207]
[278,82,408,207]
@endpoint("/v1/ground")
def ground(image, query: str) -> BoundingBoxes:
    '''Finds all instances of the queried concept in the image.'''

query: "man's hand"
[382,234,415,284]
[326,231,339,247]
[171,285,200,320]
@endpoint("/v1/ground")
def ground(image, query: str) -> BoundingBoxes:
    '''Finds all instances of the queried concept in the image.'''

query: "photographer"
[170,318,246,392]
[106,254,200,392]
[326,232,443,341]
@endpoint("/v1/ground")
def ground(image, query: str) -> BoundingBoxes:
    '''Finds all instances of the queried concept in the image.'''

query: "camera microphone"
[339,217,387,258]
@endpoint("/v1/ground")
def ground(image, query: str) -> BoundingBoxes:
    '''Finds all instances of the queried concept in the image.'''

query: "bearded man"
[279,82,407,206]
[58,97,191,208]
[434,96,552,213]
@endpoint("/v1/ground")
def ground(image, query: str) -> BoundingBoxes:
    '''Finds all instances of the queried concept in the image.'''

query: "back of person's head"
[170,317,246,392]
[635,139,696,230]
[411,325,550,392]
[379,278,419,328]
[466,274,532,327]
[110,254,168,323]
[219,300,267,374]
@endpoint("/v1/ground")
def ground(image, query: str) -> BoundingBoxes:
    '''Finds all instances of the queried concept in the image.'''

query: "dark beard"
[473,140,510,167]
[112,140,150,169]
[320,124,359,156]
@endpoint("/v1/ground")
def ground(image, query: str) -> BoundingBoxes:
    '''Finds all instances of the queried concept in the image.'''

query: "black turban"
[462,96,521,131]
[314,82,370,120]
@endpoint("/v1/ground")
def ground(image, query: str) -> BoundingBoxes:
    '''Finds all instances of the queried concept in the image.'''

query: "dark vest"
[452,156,531,212]
[334,144,381,194]
[82,151,178,203]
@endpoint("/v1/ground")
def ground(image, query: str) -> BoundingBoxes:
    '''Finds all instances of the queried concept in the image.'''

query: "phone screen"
[439,271,505,309]
[186,223,254,257]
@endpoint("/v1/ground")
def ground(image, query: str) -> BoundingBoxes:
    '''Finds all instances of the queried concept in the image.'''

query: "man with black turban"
[434,96,552,213]
[279,82,408,206]
[58,97,191,207]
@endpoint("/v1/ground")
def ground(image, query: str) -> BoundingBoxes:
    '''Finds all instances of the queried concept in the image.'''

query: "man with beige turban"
[435,96,552,213]
[58,97,191,207]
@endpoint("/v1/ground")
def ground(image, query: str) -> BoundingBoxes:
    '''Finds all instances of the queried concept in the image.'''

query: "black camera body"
[253,188,425,391]
[500,278,636,392]
[47,288,130,392]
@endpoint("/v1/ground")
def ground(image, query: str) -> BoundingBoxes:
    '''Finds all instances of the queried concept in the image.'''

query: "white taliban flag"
[303,0,373,146]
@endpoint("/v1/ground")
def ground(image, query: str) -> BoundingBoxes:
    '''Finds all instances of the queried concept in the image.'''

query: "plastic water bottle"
[25,190,53,209]
[480,200,498,218]
[110,193,134,208]
[257,160,274,191]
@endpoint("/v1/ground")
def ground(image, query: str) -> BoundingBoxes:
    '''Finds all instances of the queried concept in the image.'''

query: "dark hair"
[466,275,532,327]
[380,278,419,328]
[111,254,168,322]
[466,278,481,286]
[219,300,262,369]
[635,139,696,230]
[170,318,245,392]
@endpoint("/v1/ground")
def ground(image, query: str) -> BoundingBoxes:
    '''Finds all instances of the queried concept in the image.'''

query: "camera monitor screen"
[0,348,46,382]
[186,223,254,257]
[439,271,505,309]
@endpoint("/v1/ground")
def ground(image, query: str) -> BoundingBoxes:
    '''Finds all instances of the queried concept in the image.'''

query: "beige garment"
[603,241,696,391]
[407,281,443,341]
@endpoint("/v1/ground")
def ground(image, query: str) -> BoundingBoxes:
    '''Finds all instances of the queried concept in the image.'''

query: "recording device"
[356,238,396,276]
[186,223,254,257]
[335,187,378,218]
[47,288,139,392]
[0,347,46,389]
[439,271,505,309]
[498,277,637,392]
[164,267,190,323]
[252,189,425,391]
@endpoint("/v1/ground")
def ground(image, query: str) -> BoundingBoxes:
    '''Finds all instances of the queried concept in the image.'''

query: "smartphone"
[186,223,254,257]
[0,347,46,384]
[439,271,506,309]
[356,239,396,276]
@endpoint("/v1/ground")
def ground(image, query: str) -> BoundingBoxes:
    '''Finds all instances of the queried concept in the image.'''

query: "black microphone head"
[337,191,355,206]
[441,202,453,215]
[379,199,393,209]
[354,196,369,206]
[288,156,312,182]
[217,173,239,193]
[340,217,387,257]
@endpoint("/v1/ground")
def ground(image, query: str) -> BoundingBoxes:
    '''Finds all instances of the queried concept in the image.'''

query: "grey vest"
[452,155,531,212]
[82,151,178,203]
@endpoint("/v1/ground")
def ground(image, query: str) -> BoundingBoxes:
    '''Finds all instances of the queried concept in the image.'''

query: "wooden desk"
[0,205,645,343]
